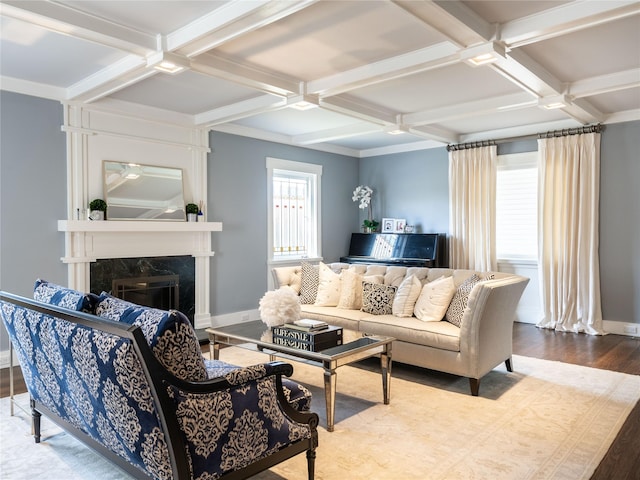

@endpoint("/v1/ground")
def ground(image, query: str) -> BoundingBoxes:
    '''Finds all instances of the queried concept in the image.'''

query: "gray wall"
[599,121,640,323]
[208,132,359,315]
[358,148,450,234]
[0,91,67,349]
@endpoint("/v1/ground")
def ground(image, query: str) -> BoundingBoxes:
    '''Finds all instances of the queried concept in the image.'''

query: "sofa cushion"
[392,275,422,317]
[314,262,341,307]
[414,275,456,322]
[359,315,461,352]
[95,293,207,382]
[300,305,365,330]
[33,279,98,313]
[299,262,320,304]
[362,282,397,315]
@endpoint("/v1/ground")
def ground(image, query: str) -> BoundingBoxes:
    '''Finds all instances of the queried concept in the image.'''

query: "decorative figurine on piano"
[352,185,379,233]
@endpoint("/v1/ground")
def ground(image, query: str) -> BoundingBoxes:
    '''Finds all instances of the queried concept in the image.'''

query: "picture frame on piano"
[394,219,406,233]
[382,218,395,233]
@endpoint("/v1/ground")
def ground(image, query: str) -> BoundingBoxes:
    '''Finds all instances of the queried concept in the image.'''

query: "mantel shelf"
[58,220,223,233]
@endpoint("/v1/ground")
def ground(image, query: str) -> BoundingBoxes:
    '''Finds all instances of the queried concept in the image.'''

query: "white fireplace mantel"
[58,220,223,329]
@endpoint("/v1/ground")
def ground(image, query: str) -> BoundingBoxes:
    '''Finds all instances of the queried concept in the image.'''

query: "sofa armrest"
[458,275,530,376]
[166,361,319,479]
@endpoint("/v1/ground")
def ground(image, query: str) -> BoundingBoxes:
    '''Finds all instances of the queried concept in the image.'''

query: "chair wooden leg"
[30,398,41,443]
[307,448,316,480]
[505,357,513,372]
[469,378,480,396]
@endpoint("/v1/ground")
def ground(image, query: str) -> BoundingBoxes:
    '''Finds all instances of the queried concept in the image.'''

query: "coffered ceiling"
[1,1,639,157]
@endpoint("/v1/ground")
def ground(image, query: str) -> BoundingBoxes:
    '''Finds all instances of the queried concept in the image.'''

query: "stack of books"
[272,320,343,352]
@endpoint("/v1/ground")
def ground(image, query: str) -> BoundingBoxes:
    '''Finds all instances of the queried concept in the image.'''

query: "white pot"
[187,213,198,222]
[89,210,104,221]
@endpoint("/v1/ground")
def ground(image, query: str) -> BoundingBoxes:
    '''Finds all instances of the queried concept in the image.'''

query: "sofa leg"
[30,398,41,443]
[307,448,316,480]
[505,357,513,372]
[469,378,480,396]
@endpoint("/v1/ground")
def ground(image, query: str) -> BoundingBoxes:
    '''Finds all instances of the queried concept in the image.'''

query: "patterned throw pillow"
[362,282,397,315]
[299,262,320,304]
[95,293,207,382]
[445,274,494,327]
[33,279,98,313]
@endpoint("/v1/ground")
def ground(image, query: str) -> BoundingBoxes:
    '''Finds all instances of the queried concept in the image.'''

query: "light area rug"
[1,348,639,480]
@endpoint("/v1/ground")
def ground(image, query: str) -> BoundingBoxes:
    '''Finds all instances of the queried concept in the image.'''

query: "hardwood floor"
[1,323,639,478]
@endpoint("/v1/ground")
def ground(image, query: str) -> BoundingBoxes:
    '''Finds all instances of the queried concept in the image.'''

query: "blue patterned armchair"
[0,281,319,479]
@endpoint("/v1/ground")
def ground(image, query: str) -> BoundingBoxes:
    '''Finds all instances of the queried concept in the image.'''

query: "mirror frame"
[102,160,187,221]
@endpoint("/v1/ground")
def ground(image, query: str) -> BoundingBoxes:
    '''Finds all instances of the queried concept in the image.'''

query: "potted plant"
[89,198,107,221]
[352,185,379,232]
[363,219,379,233]
[186,203,199,222]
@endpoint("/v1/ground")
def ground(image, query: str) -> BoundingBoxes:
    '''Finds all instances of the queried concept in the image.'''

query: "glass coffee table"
[206,320,394,431]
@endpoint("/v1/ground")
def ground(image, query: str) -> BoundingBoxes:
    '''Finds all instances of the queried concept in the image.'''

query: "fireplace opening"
[91,256,196,324]
[112,275,180,312]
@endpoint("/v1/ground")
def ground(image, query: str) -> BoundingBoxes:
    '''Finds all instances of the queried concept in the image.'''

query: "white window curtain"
[537,132,604,335]
[448,145,497,271]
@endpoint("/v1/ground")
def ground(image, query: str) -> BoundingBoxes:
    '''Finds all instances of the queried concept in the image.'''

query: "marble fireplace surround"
[58,220,222,329]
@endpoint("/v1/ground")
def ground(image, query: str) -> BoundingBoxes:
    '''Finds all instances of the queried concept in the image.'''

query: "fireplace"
[91,256,195,323]
[112,275,180,311]
[58,220,222,329]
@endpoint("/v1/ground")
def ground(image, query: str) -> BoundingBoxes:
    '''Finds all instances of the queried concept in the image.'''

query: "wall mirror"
[103,161,187,221]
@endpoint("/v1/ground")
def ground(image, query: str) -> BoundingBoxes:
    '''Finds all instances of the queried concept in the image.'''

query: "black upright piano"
[340,233,447,268]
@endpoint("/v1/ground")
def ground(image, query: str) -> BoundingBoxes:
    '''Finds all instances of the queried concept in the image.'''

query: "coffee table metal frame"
[206,321,393,432]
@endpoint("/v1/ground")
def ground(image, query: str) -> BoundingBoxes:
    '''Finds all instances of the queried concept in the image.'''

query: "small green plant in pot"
[186,203,199,222]
[89,199,107,220]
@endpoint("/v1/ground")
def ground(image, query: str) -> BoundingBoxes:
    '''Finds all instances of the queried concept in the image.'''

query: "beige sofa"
[272,262,529,396]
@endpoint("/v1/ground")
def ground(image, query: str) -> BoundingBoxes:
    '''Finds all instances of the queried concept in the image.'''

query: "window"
[267,157,322,262]
[496,152,538,260]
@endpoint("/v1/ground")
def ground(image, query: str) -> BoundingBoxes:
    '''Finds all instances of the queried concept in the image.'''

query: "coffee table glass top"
[206,320,393,362]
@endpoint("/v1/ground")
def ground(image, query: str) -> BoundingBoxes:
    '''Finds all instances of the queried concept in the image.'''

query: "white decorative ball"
[258,288,301,327]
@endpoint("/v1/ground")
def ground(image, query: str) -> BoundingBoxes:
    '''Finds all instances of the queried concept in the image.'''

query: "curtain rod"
[447,123,604,151]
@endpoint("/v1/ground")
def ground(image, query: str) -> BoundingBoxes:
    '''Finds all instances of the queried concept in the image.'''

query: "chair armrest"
[165,361,319,479]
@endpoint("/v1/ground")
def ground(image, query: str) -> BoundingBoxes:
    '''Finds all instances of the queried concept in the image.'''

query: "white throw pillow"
[414,275,456,322]
[314,262,342,306]
[337,269,363,309]
[392,275,422,317]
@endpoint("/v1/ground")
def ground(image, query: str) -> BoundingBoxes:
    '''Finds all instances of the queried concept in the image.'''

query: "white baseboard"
[603,320,640,337]
[516,319,640,337]
[208,309,260,329]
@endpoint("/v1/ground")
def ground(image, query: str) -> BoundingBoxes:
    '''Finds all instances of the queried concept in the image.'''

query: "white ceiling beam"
[560,98,605,124]
[500,0,640,48]
[490,48,565,97]
[569,69,640,98]
[0,1,157,55]
[403,92,537,126]
[168,0,318,57]
[319,96,398,126]
[0,75,67,101]
[308,42,459,97]
[406,125,459,144]
[66,55,152,101]
[292,123,382,145]
[194,94,286,126]
[191,53,300,97]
